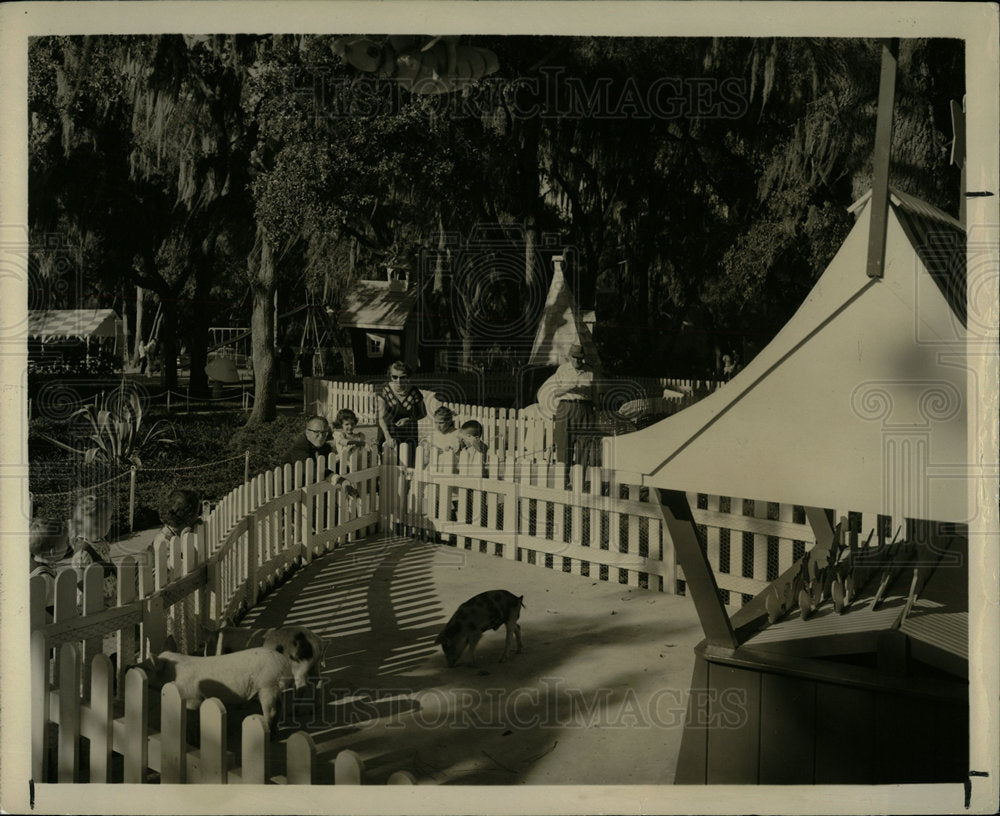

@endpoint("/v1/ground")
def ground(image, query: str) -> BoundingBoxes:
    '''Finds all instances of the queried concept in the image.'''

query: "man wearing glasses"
[283,415,359,496]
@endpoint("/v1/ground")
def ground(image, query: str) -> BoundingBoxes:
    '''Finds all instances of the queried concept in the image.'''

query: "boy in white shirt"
[430,406,464,453]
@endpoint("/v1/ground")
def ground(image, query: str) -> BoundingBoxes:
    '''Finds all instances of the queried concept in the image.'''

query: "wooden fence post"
[199,699,228,783]
[286,731,317,784]
[122,669,149,784]
[244,450,250,485]
[129,466,137,533]
[335,749,364,784]
[160,683,187,783]
[240,715,269,784]
[58,643,81,782]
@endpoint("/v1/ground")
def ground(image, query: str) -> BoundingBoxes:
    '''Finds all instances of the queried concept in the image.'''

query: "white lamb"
[136,647,294,732]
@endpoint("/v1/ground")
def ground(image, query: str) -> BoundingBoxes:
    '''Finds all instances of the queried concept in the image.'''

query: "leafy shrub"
[29,409,311,534]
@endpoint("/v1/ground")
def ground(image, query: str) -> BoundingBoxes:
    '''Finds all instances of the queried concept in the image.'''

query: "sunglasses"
[390,375,408,381]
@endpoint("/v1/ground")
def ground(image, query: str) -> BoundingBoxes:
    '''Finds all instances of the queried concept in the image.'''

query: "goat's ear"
[434,632,443,645]
[162,634,178,653]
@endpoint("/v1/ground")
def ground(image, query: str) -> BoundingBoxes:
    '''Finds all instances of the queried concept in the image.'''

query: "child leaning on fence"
[68,493,117,605]
[332,408,366,454]
[153,489,203,551]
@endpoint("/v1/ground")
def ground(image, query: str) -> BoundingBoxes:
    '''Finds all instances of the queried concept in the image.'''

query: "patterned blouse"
[378,384,426,442]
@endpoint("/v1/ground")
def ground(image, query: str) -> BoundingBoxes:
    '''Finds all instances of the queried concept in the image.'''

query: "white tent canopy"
[528,257,602,371]
[610,190,968,524]
[28,309,121,342]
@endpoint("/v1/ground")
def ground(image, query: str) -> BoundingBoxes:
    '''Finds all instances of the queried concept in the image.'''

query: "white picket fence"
[30,445,391,784]
[384,443,907,614]
[31,638,417,785]
[31,428,905,783]
[304,376,723,465]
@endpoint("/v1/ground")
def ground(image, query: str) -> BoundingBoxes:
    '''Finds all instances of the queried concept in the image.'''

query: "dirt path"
[239,534,704,785]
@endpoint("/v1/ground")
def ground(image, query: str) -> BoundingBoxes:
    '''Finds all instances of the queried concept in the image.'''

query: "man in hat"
[540,344,599,464]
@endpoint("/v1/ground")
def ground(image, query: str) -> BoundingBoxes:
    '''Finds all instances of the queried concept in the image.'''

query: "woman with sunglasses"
[376,361,426,466]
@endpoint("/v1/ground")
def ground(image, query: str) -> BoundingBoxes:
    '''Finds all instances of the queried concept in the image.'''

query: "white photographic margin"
[1,2,997,814]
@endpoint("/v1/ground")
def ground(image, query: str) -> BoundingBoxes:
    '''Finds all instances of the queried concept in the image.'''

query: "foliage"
[37,387,177,469]
[29,34,965,389]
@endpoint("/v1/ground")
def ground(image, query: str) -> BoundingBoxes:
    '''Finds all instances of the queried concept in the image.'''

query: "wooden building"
[336,278,420,375]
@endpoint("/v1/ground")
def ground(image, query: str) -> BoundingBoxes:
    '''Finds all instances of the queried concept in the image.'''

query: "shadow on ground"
[235,533,703,785]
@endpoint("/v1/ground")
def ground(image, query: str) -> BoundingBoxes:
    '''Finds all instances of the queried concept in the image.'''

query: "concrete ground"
[234,534,704,785]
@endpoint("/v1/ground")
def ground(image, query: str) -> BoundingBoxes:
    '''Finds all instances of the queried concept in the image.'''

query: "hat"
[568,344,585,359]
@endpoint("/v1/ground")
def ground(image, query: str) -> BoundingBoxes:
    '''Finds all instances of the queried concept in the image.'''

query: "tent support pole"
[866,38,899,279]
[655,488,737,650]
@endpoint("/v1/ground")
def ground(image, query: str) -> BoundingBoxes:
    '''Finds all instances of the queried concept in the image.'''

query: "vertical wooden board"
[814,682,875,784]
[705,663,760,784]
[31,630,50,782]
[286,731,316,784]
[673,655,709,784]
[934,700,969,783]
[874,691,940,783]
[123,668,149,783]
[160,683,187,783]
[81,565,105,698]
[778,504,797,573]
[89,654,114,783]
[627,485,640,586]
[240,714,270,784]
[705,497,721,574]
[753,500,769,583]
[57,643,81,782]
[199,698,228,784]
[758,673,816,784]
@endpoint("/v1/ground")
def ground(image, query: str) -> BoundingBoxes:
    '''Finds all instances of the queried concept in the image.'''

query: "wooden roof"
[336,280,418,330]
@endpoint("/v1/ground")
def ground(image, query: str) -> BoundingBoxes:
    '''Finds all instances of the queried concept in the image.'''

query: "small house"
[336,276,419,376]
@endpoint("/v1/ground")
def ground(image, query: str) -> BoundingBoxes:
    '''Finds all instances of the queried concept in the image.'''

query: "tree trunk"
[158,296,179,391]
[132,286,144,367]
[247,226,277,425]
[187,264,212,397]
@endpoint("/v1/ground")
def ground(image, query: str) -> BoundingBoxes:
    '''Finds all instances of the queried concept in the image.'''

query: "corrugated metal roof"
[336,280,418,330]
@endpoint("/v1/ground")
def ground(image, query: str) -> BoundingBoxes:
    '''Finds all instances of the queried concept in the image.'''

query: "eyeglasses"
[306,427,329,436]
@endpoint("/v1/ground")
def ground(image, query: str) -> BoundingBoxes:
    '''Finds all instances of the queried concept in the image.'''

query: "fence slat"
[335,749,364,785]
[240,715,269,784]
[160,683,187,783]
[58,643,81,782]
[123,668,149,783]
[286,731,317,784]
[199,698,228,784]
[88,654,114,783]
